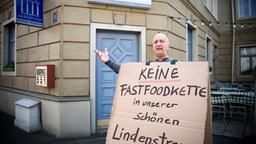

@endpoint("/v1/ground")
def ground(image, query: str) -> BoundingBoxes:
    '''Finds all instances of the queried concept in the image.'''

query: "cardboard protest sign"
[106,62,211,144]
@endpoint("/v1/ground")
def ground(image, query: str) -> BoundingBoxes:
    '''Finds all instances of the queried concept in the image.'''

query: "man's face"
[152,34,169,58]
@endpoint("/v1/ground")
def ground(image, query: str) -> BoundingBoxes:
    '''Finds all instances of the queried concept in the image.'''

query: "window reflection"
[240,46,256,75]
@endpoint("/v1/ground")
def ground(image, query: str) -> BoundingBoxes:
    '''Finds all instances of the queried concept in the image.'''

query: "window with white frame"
[239,46,256,76]
[1,19,16,75]
[237,0,256,18]
[204,0,218,20]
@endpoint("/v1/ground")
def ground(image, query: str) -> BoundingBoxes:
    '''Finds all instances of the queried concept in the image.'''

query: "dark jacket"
[105,56,177,74]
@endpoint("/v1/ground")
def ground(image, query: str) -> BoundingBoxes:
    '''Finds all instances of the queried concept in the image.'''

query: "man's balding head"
[152,33,170,61]
[152,33,169,47]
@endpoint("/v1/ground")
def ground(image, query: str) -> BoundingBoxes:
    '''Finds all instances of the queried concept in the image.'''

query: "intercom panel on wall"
[36,65,55,88]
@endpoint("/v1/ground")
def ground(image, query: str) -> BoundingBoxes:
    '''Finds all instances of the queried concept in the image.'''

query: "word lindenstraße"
[112,124,182,144]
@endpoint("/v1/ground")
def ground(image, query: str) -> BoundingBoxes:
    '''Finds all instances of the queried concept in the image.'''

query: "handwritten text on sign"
[106,62,209,144]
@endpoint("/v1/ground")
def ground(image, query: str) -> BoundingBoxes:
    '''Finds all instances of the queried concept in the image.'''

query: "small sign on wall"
[88,0,152,9]
[36,65,55,88]
[14,0,44,27]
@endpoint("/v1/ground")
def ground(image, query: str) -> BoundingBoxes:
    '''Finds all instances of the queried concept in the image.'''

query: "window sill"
[1,71,16,76]
[236,16,256,21]
[3,68,14,72]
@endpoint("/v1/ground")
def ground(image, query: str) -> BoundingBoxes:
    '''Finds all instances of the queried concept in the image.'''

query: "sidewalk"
[1,111,106,144]
[212,119,255,144]
[1,111,255,144]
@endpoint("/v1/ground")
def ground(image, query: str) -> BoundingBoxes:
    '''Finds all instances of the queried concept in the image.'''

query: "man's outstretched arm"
[94,48,120,74]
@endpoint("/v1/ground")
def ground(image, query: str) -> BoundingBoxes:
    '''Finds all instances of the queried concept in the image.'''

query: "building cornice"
[180,0,219,35]
[0,0,13,13]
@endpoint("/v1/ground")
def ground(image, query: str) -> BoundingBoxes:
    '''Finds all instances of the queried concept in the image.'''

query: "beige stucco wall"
[0,1,62,95]
[0,0,219,96]
[216,0,233,82]
[217,0,256,82]
[41,99,90,138]
[0,0,220,137]
[0,88,91,138]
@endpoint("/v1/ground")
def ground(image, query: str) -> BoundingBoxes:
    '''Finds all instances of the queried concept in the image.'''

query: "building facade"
[1,0,221,138]
[217,0,256,83]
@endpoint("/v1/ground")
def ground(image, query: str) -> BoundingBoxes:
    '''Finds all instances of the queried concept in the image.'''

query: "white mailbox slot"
[14,98,41,132]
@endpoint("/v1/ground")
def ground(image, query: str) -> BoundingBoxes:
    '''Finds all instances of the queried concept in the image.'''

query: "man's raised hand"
[94,48,109,63]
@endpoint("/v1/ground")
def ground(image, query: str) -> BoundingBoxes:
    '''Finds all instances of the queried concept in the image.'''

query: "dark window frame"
[239,46,256,76]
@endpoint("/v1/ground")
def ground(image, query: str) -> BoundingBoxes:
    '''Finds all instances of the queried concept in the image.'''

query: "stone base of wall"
[0,87,91,138]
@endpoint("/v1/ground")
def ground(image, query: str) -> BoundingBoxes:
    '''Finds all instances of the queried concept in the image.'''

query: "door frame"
[90,23,146,133]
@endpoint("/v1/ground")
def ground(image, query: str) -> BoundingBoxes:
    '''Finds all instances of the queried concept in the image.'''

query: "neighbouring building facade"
[0,0,254,138]
[217,0,256,83]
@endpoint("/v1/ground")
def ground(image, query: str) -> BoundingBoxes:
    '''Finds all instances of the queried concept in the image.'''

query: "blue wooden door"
[96,30,139,122]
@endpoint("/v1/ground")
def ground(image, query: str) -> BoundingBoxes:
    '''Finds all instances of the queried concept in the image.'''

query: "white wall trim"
[90,23,146,133]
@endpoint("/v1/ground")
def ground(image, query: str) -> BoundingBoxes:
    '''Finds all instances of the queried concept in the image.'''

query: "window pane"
[188,28,193,61]
[213,0,218,19]
[8,25,15,64]
[9,42,15,63]
[252,47,256,54]
[240,57,251,75]
[206,38,211,61]
[239,0,249,17]
[253,57,256,69]
[252,0,256,16]
[3,23,15,72]
[240,48,248,55]
[240,47,256,55]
